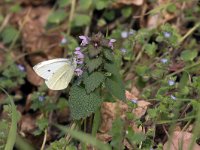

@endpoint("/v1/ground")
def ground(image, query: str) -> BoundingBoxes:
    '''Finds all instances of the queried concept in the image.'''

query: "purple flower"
[163,32,171,38]
[168,80,175,86]
[75,68,83,76]
[60,37,67,44]
[108,39,116,49]
[121,31,129,38]
[17,64,25,72]
[170,95,176,100]
[75,47,81,51]
[74,51,84,59]
[76,60,84,64]
[131,99,138,104]
[38,96,45,102]
[160,58,168,64]
[120,48,127,54]
[79,35,89,46]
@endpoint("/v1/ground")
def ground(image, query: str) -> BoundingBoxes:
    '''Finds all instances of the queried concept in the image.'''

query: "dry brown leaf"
[163,131,200,150]
[99,101,128,133]
[125,90,138,100]
[100,91,150,134]
[133,100,150,118]
[19,114,37,134]
[26,63,44,86]
[96,133,112,142]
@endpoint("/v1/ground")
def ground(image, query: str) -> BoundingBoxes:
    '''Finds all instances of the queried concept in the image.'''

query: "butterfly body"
[33,58,76,90]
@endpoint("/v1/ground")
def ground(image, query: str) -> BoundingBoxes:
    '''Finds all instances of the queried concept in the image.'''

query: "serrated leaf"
[105,78,125,100]
[104,63,119,76]
[103,49,114,61]
[69,86,102,119]
[84,72,105,93]
[88,45,101,57]
[86,57,103,73]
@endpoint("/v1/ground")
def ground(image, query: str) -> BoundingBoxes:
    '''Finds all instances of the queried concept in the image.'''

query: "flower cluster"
[74,40,85,76]
[74,35,117,76]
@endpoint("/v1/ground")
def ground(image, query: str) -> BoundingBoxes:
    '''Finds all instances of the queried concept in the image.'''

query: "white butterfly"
[33,58,77,90]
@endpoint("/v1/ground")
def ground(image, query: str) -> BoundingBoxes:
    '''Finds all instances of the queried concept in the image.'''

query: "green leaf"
[84,72,105,93]
[86,57,103,73]
[9,4,21,13]
[94,0,110,10]
[58,0,70,7]
[0,88,19,150]
[103,49,114,61]
[54,124,111,150]
[69,86,102,119]
[105,78,125,100]
[121,7,132,18]
[79,0,92,10]
[181,50,197,61]
[103,10,115,21]
[0,14,4,23]
[72,14,90,27]
[167,3,177,13]
[88,45,101,57]
[48,10,67,24]
[104,63,119,76]
[126,128,146,144]
[144,42,157,57]
[110,118,124,150]
[2,26,19,44]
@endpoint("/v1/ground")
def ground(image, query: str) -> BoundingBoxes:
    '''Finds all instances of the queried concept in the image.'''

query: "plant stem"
[40,129,47,150]
[67,0,76,35]
[179,22,200,44]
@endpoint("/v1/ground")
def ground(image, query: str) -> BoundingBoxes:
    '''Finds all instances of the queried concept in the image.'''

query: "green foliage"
[33,118,48,136]
[48,10,67,24]
[121,7,132,18]
[181,50,198,61]
[69,86,102,119]
[72,14,90,27]
[0,107,11,150]
[105,78,125,100]
[55,124,111,150]
[93,0,110,10]
[103,10,115,21]
[103,49,114,61]
[79,0,92,10]
[110,118,124,150]
[1,26,19,44]
[57,0,71,8]
[0,88,20,150]
[84,72,105,93]
[85,57,103,73]
[126,127,146,144]
[0,63,26,90]
[47,138,76,150]
[144,42,157,57]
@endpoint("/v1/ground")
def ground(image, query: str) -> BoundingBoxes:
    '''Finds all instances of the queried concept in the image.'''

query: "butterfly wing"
[45,62,76,90]
[33,58,71,80]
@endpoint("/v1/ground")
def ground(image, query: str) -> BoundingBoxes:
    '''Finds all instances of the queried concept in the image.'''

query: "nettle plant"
[69,33,125,119]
